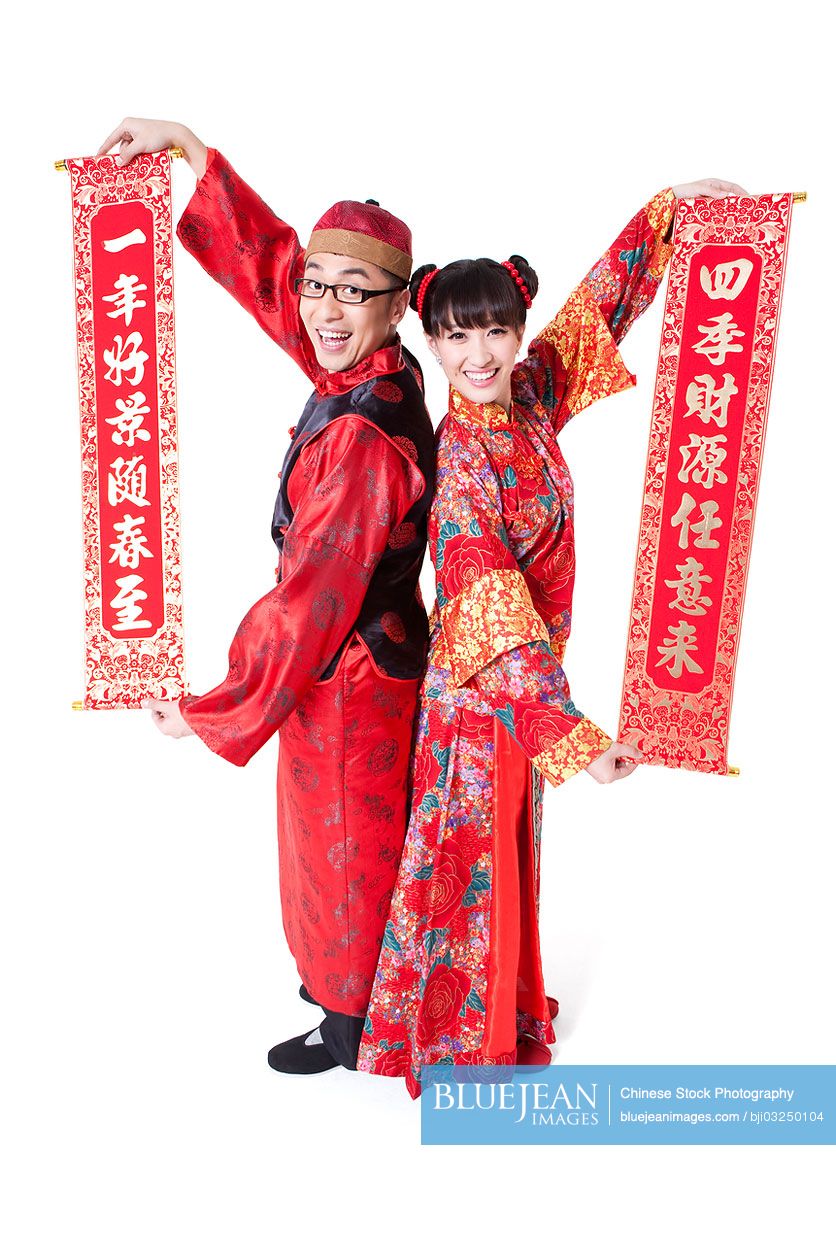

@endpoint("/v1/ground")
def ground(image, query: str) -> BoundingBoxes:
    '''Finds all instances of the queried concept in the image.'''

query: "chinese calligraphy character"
[110,574,152,633]
[655,621,704,678]
[699,257,754,301]
[664,557,713,616]
[684,372,738,429]
[105,391,151,447]
[109,514,153,570]
[677,433,729,490]
[103,332,148,386]
[102,228,148,253]
[693,313,745,365]
[102,274,147,326]
[108,456,150,508]
[671,492,723,550]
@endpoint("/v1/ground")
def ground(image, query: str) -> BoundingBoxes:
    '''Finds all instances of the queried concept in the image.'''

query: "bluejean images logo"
[431,1073,599,1127]
[420,1065,836,1145]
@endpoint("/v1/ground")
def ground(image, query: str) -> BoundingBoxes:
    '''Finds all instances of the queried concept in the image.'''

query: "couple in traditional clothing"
[99,117,743,1095]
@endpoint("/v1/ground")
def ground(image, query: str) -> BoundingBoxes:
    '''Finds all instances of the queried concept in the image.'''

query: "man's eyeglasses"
[294,277,406,305]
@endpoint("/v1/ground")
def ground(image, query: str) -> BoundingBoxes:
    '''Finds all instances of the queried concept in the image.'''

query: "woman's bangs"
[433,264,521,333]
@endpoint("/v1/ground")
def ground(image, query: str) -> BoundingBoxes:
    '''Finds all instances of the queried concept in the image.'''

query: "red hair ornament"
[501,259,532,308]
[415,268,440,321]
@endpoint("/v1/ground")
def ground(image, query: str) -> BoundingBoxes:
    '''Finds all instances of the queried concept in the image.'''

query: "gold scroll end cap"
[727,766,741,777]
[55,148,183,172]
[72,700,84,711]
[793,192,807,203]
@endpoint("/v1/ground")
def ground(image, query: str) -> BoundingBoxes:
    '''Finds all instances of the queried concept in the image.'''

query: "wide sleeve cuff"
[179,693,255,766]
[533,718,612,787]
[199,145,221,184]
[547,284,637,420]
[440,569,550,687]
[645,187,677,278]
[176,147,223,242]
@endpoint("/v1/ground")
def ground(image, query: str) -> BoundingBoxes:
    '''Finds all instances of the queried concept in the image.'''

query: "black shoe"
[299,983,319,1006]
[267,1026,339,1075]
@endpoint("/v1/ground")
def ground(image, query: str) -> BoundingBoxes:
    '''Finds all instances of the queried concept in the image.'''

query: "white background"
[2,1,833,1249]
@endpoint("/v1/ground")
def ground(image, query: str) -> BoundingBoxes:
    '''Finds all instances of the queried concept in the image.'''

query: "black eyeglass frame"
[293,277,407,305]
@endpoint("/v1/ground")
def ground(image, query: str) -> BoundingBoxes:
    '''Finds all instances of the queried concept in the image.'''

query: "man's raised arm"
[98,118,318,380]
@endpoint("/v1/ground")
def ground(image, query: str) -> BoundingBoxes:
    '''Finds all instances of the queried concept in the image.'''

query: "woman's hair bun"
[409,263,438,313]
[507,254,539,303]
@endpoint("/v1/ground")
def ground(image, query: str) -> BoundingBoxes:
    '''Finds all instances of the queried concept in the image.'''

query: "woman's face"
[427,322,523,412]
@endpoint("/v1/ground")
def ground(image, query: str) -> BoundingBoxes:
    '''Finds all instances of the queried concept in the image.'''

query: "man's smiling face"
[298,253,409,372]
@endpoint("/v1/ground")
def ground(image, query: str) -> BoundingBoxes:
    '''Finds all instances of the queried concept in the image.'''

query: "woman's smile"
[430,324,523,411]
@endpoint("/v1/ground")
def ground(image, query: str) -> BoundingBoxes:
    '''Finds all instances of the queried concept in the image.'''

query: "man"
[98,119,434,1074]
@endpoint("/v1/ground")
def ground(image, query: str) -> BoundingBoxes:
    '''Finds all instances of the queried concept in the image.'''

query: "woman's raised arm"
[517,178,747,434]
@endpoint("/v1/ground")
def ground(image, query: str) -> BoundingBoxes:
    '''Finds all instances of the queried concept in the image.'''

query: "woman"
[357,179,744,1097]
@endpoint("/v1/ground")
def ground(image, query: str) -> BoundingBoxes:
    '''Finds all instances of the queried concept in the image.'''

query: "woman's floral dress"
[357,192,676,1095]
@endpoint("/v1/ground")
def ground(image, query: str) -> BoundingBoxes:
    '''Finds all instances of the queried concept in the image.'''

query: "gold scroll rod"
[55,146,185,171]
[52,160,808,201]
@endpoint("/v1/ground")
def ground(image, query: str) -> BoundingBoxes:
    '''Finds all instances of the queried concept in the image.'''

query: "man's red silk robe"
[176,152,434,1015]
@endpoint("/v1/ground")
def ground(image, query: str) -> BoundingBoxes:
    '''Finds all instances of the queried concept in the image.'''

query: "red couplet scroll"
[619,194,793,772]
[65,151,185,709]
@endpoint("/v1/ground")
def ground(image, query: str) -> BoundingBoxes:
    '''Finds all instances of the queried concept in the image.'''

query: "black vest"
[272,346,435,680]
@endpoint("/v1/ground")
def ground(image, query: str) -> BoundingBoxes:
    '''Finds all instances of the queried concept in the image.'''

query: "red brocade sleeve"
[180,419,423,765]
[176,148,320,382]
[433,429,611,785]
[517,190,676,433]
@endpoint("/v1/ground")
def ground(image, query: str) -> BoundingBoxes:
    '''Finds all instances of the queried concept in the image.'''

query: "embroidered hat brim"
[305,228,412,281]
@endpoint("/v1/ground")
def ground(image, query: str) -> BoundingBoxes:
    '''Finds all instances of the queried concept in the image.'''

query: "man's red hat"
[305,199,412,282]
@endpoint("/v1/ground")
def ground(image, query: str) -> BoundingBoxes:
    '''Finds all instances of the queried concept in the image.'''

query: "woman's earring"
[435,356,442,365]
